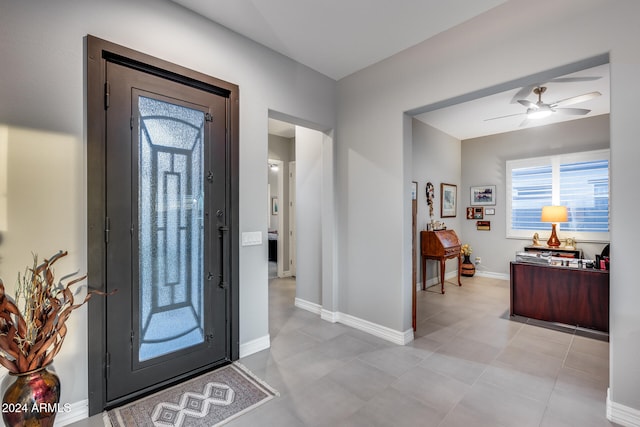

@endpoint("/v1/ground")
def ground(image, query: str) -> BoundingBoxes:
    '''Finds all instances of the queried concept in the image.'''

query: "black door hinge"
[104,81,110,109]
[105,352,111,379]
[105,216,111,244]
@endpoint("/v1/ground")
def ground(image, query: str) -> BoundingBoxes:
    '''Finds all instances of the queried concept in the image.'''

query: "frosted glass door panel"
[138,96,205,362]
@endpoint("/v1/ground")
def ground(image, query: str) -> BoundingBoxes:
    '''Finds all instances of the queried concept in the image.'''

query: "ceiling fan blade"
[511,85,536,103]
[552,91,601,107]
[510,76,602,104]
[484,112,526,122]
[517,99,537,109]
[556,107,591,115]
[549,76,602,83]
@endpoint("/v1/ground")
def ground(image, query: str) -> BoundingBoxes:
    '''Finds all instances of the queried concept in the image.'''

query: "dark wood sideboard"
[421,230,462,294]
[510,261,609,332]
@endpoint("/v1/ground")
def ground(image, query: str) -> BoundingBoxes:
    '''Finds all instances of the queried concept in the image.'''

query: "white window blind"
[506,149,609,241]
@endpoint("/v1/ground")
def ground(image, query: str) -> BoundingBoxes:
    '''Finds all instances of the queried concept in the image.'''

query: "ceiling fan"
[485,86,601,126]
[510,76,601,103]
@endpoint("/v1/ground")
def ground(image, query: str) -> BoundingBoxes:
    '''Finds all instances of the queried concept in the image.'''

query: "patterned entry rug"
[105,363,278,427]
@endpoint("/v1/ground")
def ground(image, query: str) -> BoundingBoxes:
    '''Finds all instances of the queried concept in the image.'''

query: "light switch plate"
[241,231,262,246]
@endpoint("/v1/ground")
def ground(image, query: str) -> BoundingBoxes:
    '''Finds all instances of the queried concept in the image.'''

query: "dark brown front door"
[102,54,232,404]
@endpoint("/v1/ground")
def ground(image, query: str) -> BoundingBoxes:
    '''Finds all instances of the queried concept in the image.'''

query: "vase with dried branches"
[0,250,105,426]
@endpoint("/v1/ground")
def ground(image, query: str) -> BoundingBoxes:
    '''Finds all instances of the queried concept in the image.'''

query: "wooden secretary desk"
[421,230,462,294]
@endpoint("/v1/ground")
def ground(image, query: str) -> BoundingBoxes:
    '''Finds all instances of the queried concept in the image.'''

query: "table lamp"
[541,205,568,247]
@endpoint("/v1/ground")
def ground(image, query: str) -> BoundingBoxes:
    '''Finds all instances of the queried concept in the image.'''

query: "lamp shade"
[541,205,568,223]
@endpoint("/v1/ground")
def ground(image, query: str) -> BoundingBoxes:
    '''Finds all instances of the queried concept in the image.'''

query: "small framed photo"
[476,220,491,231]
[271,197,279,215]
[471,185,496,206]
[440,183,457,218]
[466,207,474,219]
[474,207,484,219]
[485,208,495,215]
[411,181,417,200]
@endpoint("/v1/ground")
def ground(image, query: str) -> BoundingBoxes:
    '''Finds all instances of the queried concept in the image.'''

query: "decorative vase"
[461,254,475,277]
[2,365,60,427]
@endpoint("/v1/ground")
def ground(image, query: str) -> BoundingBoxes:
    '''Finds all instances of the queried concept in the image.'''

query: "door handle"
[218,224,229,290]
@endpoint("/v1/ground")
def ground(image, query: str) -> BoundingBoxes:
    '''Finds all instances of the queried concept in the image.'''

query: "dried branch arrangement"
[0,250,103,373]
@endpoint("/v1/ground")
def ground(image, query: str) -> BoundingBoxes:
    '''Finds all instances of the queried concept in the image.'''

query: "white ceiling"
[170,0,508,80]
[268,118,295,138]
[415,63,610,140]
[171,0,610,140]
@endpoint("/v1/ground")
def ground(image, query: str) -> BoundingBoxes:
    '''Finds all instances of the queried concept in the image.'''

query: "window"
[506,149,609,241]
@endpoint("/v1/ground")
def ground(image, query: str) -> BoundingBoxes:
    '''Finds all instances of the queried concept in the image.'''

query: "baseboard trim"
[336,312,414,345]
[607,388,640,427]
[416,271,459,290]
[239,334,271,358]
[416,269,509,289]
[55,399,88,426]
[294,297,322,314]
[475,270,509,280]
[294,298,413,345]
[320,308,339,323]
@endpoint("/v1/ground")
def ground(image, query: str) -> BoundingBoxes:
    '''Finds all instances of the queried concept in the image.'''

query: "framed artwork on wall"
[477,220,491,231]
[474,207,484,219]
[441,183,457,218]
[271,197,278,215]
[471,185,496,206]
[466,207,474,219]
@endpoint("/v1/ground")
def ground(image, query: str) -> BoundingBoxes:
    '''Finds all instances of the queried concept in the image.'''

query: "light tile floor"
[71,275,616,427]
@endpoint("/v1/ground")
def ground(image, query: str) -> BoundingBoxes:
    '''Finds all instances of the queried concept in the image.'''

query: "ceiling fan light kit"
[527,106,553,120]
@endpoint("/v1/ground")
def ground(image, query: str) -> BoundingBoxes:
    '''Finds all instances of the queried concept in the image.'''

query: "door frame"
[86,35,239,414]
[267,158,285,277]
[288,160,296,276]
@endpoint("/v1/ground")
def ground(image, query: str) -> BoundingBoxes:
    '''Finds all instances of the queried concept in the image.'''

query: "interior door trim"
[86,34,239,415]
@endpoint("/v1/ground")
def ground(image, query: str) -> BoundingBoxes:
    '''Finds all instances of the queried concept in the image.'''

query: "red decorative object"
[2,365,60,427]
[541,206,568,248]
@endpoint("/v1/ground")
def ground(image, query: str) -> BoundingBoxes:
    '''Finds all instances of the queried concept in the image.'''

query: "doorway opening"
[266,113,336,329]
[267,118,297,281]
[405,55,610,339]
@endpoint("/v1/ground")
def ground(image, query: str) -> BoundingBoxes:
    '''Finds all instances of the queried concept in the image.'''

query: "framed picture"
[440,183,457,218]
[474,207,484,219]
[476,220,491,231]
[271,197,278,215]
[411,181,417,200]
[471,185,496,206]
[466,207,474,219]
[485,208,495,215]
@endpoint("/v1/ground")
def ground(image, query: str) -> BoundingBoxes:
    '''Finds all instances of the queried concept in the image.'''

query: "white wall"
[460,114,610,275]
[337,0,640,417]
[0,0,335,410]
[294,126,323,305]
[0,126,86,403]
[412,119,462,284]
